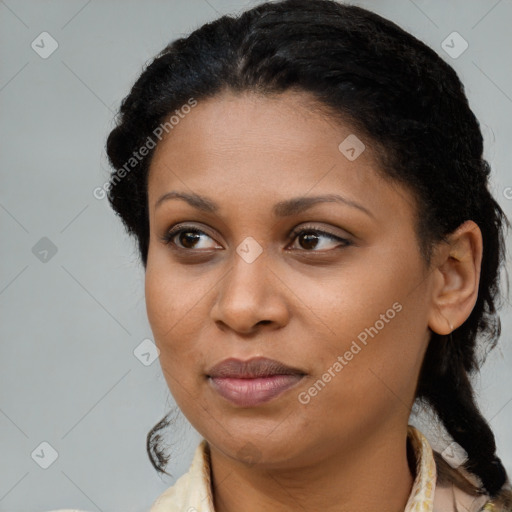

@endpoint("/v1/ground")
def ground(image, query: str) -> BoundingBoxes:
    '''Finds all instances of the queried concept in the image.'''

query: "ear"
[427,220,483,335]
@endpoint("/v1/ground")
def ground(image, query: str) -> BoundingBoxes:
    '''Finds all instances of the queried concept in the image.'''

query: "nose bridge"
[224,239,269,308]
[212,237,287,332]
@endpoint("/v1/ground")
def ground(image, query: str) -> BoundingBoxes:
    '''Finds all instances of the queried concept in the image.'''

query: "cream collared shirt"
[148,426,495,512]
[49,426,497,512]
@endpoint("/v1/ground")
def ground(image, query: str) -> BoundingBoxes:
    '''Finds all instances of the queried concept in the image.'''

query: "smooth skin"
[144,89,483,512]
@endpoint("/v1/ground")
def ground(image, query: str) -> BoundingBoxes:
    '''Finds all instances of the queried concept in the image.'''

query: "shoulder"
[432,456,512,511]
[407,425,502,512]
[433,483,492,512]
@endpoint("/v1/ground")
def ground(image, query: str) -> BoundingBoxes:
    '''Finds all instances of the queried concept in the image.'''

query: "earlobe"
[427,220,483,336]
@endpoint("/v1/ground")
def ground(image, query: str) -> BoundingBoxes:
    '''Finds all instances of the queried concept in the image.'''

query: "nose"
[210,248,290,335]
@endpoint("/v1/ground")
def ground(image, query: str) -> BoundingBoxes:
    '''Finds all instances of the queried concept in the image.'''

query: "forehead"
[146,90,415,222]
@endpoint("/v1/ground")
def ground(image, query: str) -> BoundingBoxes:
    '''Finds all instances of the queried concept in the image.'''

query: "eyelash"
[160,224,352,252]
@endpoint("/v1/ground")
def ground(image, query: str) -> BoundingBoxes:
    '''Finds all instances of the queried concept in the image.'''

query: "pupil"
[181,231,199,248]
[300,233,318,250]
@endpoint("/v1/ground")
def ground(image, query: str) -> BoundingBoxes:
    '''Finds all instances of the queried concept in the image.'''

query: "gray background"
[1,0,511,511]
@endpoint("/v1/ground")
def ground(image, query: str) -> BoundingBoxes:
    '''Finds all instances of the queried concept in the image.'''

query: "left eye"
[288,228,351,251]
[161,226,351,251]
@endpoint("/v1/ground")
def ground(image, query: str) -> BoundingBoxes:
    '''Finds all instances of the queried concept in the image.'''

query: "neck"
[209,423,415,512]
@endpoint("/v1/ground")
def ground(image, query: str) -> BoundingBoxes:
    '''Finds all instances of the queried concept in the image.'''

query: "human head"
[105,0,510,499]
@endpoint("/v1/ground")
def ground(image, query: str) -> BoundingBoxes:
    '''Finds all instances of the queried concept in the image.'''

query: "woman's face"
[145,90,436,468]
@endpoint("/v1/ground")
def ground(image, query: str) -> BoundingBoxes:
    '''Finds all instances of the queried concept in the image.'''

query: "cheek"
[331,304,426,414]
[292,263,402,348]
[145,268,192,380]
[144,262,173,336]
[144,259,206,342]
[296,255,427,409]
[145,262,212,395]
[294,314,423,439]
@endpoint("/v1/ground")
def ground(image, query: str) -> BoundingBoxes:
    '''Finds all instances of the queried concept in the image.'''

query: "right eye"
[161,225,222,251]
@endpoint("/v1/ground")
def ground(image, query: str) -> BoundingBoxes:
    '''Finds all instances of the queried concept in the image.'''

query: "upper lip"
[206,357,306,379]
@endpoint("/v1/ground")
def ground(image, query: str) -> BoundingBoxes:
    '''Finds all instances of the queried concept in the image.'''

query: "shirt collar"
[404,424,437,512]
[149,425,464,512]
[149,438,214,512]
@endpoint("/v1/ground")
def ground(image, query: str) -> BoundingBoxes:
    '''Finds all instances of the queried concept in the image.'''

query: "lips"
[206,357,306,407]
[207,357,306,379]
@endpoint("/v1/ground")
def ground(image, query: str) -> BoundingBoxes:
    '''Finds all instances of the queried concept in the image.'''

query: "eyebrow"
[154,191,374,218]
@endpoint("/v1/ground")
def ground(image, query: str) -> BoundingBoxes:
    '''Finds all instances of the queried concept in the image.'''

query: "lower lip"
[208,374,304,407]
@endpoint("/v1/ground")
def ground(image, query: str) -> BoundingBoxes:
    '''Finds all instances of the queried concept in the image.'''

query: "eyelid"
[288,223,351,242]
